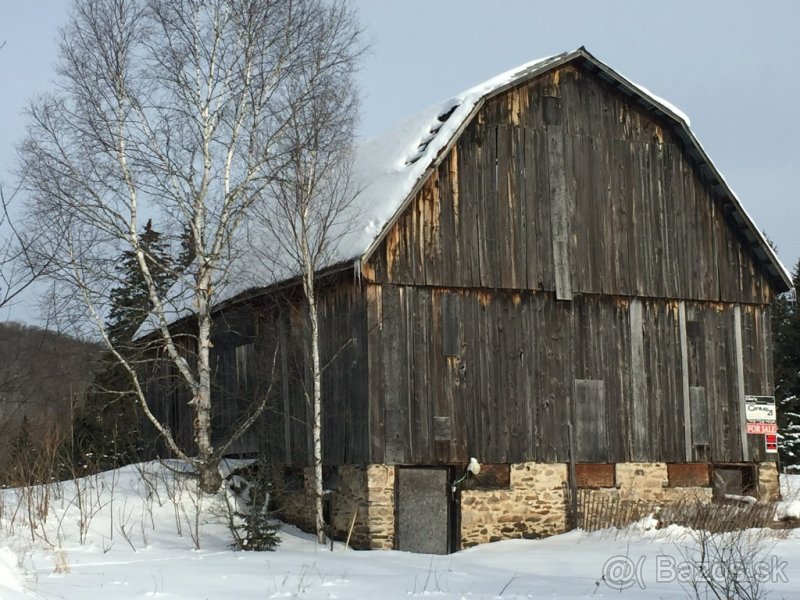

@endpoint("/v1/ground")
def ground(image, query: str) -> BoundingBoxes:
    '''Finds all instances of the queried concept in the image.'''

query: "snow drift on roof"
[335,54,563,262]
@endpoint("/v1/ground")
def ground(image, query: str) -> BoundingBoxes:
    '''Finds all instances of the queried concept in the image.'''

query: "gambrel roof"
[139,47,791,336]
[343,47,790,293]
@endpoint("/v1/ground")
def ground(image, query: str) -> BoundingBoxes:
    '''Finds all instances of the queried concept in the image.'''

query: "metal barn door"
[396,468,452,554]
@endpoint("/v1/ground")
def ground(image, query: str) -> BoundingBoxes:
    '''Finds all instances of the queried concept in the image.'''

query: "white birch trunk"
[195,270,221,493]
[301,228,325,544]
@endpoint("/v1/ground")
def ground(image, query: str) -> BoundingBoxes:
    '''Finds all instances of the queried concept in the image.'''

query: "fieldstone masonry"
[610,462,713,504]
[275,465,395,549]
[330,465,395,549]
[758,462,781,501]
[276,461,779,550]
[460,462,568,547]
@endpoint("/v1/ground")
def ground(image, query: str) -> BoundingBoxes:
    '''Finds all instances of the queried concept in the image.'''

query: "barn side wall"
[218,277,370,466]
[144,274,372,467]
[365,283,774,467]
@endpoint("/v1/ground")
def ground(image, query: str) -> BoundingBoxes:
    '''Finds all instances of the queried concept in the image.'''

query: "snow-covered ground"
[2,463,800,599]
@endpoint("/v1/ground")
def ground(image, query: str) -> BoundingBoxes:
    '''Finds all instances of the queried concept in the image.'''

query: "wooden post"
[548,127,572,301]
[344,504,359,550]
[629,299,647,460]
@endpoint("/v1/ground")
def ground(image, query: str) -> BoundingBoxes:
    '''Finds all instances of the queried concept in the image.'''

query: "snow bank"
[0,547,28,599]
[0,462,798,599]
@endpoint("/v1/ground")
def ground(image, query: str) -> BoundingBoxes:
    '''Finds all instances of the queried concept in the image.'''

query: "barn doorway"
[395,467,457,553]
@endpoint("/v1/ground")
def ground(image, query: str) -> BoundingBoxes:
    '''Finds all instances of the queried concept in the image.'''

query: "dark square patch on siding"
[575,463,615,488]
[462,463,511,490]
[667,463,710,487]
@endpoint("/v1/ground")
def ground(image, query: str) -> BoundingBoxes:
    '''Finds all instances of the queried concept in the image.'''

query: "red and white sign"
[747,422,777,435]
[765,434,778,454]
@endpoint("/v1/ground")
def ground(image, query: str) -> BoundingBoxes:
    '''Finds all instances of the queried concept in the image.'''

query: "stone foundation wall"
[459,462,717,547]
[328,465,395,549]
[585,462,713,508]
[614,462,711,503]
[364,465,395,548]
[274,467,316,533]
[276,461,776,551]
[275,465,395,550]
[460,463,568,548]
[758,462,780,501]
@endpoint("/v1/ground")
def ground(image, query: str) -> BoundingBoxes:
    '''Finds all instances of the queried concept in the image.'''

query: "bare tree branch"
[0,185,50,309]
[19,0,363,495]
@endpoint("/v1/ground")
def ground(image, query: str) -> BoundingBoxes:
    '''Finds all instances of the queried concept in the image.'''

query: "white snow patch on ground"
[777,473,800,520]
[2,463,800,599]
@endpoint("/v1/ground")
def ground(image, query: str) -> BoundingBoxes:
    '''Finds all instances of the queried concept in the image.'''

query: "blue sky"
[1,1,799,321]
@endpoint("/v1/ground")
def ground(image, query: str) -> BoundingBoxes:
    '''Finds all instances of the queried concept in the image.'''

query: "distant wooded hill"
[0,321,100,468]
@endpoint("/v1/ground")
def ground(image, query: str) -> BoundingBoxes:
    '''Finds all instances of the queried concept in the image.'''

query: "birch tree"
[253,2,360,543]
[19,0,362,493]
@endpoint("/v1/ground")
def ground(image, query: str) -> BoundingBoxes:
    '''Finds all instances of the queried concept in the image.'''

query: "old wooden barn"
[147,48,792,553]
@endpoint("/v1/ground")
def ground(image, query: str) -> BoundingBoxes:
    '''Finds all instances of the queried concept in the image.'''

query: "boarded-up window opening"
[575,463,615,488]
[712,464,757,497]
[573,379,607,462]
[441,293,461,356]
[667,463,710,487]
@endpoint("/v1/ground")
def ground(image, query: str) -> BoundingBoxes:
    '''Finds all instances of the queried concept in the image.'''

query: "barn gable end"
[363,62,775,305]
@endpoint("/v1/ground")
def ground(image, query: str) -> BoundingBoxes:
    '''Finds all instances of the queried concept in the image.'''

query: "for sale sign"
[745,395,776,423]
[746,422,777,435]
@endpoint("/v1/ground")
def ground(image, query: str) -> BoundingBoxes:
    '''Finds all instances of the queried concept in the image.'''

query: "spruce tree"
[106,220,175,346]
[83,220,177,470]
[774,259,800,470]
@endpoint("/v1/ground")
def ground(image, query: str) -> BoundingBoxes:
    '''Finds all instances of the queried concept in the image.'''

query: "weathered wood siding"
[147,277,370,467]
[365,285,774,465]
[364,64,772,305]
[146,63,778,470]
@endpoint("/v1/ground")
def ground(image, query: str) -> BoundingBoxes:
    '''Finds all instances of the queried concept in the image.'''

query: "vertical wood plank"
[690,386,709,446]
[548,127,572,300]
[678,301,693,461]
[734,305,750,461]
[574,379,607,462]
[629,298,647,460]
[366,284,385,463]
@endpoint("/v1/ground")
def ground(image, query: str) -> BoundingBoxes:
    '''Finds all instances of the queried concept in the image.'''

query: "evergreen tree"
[106,219,175,346]
[86,220,177,470]
[232,462,281,551]
[774,259,800,469]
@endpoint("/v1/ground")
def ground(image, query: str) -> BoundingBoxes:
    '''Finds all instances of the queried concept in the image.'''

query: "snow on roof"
[137,47,790,336]
[334,53,564,263]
